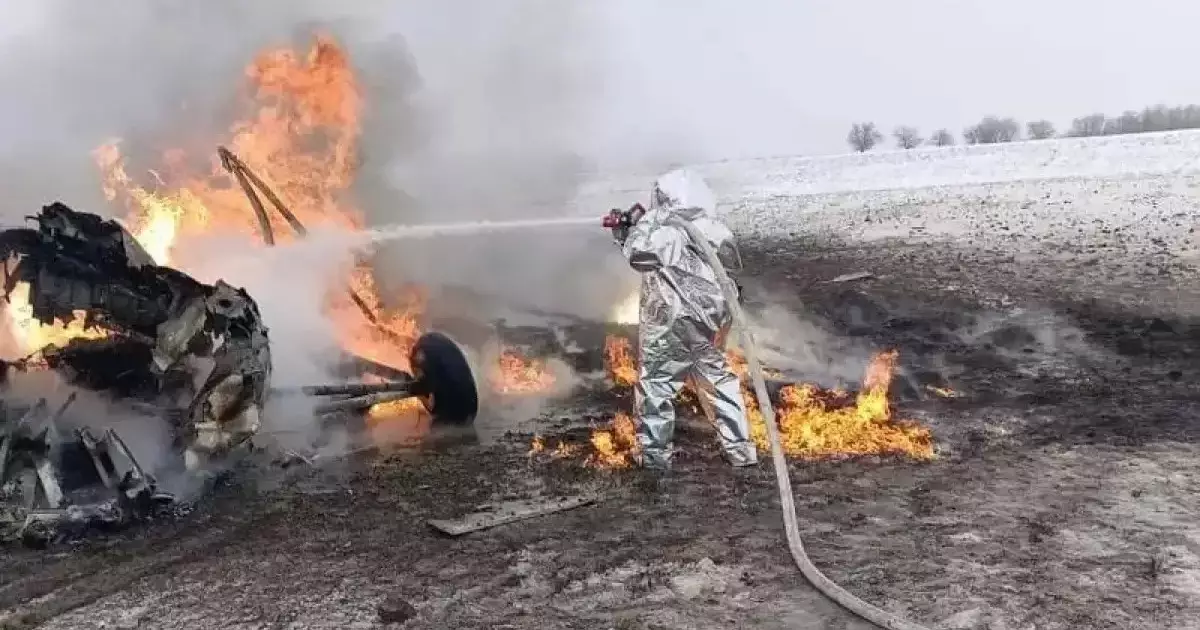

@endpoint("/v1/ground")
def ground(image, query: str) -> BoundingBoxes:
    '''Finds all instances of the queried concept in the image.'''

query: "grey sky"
[1,0,1199,172]
[589,0,1200,159]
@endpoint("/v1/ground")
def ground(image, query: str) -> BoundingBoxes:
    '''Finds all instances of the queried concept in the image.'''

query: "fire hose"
[672,217,931,630]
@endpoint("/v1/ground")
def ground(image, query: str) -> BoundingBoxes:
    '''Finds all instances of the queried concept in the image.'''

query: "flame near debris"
[528,435,581,460]
[2,283,109,355]
[0,34,557,437]
[490,350,557,395]
[604,336,638,387]
[528,412,638,469]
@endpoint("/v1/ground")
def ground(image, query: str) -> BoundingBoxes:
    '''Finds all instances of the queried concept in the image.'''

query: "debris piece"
[377,595,418,625]
[0,397,168,546]
[828,271,875,284]
[0,202,271,471]
[313,391,414,415]
[282,379,414,397]
[428,494,600,536]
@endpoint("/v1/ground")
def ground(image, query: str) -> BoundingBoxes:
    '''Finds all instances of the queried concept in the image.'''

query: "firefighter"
[608,169,757,470]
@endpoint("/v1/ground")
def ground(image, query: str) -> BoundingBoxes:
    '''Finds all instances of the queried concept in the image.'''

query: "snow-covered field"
[581,128,1200,203]
[575,129,1200,249]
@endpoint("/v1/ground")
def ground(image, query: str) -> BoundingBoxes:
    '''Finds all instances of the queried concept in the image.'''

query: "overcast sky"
[1,0,1199,172]
[587,0,1200,160]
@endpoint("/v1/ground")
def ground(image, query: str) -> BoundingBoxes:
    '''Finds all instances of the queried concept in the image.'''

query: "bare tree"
[1111,110,1143,134]
[892,126,922,149]
[847,122,883,153]
[1068,113,1107,137]
[1026,120,1056,140]
[929,129,954,147]
[963,116,1020,144]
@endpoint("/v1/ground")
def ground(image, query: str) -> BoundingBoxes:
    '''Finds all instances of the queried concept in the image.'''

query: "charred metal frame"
[0,395,164,545]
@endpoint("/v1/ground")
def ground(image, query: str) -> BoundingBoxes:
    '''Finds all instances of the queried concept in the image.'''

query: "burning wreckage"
[0,202,479,545]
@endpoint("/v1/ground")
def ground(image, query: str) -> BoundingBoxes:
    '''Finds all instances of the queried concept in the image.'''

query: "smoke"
[0,1,671,469]
[171,226,372,385]
[0,369,186,494]
[353,1,636,321]
[0,0,647,317]
[747,302,880,388]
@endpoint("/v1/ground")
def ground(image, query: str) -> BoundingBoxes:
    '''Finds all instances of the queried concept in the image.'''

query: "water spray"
[360,204,652,244]
[366,215,599,243]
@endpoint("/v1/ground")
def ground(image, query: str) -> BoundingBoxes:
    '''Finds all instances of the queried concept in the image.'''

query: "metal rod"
[219,147,276,246]
[217,146,308,238]
[332,353,412,381]
[275,380,413,397]
[216,145,399,333]
[312,391,415,415]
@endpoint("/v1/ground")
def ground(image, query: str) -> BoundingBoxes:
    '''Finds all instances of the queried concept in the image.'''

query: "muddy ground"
[4,200,1200,629]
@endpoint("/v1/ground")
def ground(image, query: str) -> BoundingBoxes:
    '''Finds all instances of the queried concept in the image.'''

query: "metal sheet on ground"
[428,495,599,536]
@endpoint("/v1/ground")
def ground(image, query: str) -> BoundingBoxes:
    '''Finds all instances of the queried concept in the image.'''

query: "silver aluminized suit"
[617,169,757,469]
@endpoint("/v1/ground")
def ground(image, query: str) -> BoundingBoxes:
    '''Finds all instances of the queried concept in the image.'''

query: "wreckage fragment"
[0,397,167,545]
[288,331,481,426]
[1,202,272,470]
[0,202,276,544]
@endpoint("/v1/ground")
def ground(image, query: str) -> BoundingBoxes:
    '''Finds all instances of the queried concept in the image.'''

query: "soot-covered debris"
[0,203,272,545]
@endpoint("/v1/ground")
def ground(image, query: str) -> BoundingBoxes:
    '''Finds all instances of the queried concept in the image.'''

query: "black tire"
[410,332,479,425]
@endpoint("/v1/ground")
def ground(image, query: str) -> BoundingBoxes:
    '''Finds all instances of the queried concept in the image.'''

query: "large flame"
[3,35,371,358]
[95,35,431,421]
[1,35,555,435]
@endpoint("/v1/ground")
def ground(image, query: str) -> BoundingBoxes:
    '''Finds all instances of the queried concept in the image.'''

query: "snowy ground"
[578,128,1200,203]
[5,132,1200,629]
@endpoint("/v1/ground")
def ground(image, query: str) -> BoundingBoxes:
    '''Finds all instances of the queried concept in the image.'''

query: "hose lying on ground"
[676,219,931,630]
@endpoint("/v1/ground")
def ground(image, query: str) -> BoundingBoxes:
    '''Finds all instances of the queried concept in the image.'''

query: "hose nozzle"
[602,203,646,230]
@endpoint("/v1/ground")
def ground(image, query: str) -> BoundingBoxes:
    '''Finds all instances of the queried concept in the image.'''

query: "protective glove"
[610,218,630,245]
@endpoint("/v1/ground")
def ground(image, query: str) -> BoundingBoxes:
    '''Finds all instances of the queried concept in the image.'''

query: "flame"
[96,34,365,264]
[745,350,934,460]
[92,143,187,266]
[2,283,110,355]
[527,435,582,460]
[0,35,436,434]
[586,412,639,469]
[490,349,556,395]
[364,397,430,447]
[604,335,637,387]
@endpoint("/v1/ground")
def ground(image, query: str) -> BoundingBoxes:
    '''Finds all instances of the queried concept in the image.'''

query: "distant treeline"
[845,104,1200,153]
